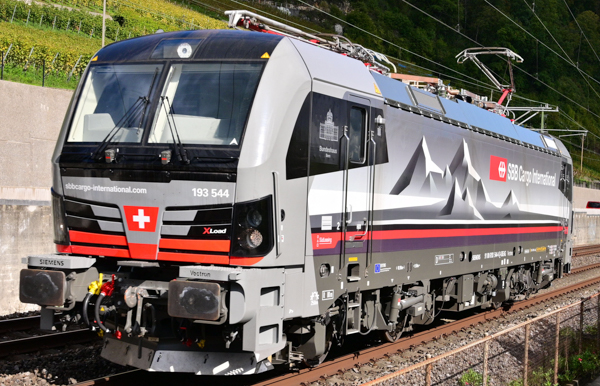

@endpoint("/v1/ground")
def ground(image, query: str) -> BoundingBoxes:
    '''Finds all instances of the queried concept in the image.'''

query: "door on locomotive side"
[341,95,375,281]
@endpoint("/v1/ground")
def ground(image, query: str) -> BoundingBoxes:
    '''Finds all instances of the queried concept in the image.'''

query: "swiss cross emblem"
[498,161,506,179]
[123,206,159,232]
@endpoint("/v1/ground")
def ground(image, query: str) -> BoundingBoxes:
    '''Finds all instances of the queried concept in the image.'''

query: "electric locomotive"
[19,11,573,375]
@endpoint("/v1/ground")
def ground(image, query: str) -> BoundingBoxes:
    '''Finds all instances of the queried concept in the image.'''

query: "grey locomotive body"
[18,29,572,374]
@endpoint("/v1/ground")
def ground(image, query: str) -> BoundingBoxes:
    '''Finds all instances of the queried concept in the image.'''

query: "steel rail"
[573,244,600,257]
[0,329,97,357]
[0,316,41,334]
[250,266,600,386]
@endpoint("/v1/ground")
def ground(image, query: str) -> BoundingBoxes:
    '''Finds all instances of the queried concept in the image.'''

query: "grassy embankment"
[0,0,226,89]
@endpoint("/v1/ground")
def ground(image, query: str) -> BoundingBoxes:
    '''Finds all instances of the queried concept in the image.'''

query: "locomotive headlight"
[177,43,193,58]
[230,196,274,257]
[240,228,263,249]
[247,209,262,227]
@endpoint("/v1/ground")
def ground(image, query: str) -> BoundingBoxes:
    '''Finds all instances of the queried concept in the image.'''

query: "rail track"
[572,244,600,257]
[72,247,600,386]
[0,315,97,358]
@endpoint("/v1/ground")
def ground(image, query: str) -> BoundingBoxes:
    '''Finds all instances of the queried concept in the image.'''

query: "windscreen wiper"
[91,97,147,161]
[160,96,190,164]
[92,67,160,162]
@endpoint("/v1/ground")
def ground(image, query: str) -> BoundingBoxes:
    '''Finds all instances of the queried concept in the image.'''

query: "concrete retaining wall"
[573,186,600,209]
[572,211,600,246]
[0,205,53,313]
[0,80,72,204]
[0,80,71,314]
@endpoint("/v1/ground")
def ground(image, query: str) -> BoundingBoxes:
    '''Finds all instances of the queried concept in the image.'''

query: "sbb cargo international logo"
[489,155,507,182]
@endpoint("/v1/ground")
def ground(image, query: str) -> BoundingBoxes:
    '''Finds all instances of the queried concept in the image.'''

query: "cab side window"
[349,107,367,163]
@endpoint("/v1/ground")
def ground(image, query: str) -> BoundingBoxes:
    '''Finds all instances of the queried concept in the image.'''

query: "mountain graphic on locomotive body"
[18,21,573,376]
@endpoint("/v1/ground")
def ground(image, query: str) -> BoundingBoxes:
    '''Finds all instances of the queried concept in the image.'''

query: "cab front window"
[68,64,162,143]
[149,62,263,146]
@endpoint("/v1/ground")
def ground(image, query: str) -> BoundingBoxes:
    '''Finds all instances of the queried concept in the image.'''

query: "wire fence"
[0,45,83,87]
[365,293,600,386]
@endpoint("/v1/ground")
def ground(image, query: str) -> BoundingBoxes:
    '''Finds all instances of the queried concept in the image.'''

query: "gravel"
[310,262,600,386]
[0,341,127,385]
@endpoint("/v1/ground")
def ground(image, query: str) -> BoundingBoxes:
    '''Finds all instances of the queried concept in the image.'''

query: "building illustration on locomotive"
[18,10,573,375]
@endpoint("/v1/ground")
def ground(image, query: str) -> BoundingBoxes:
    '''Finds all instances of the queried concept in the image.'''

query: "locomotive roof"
[372,72,568,157]
[92,29,568,158]
[93,29,283,63]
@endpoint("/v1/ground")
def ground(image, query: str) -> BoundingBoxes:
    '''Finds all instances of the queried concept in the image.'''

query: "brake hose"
[84,274,103,328]
[95,275,116,334]
[82,292,92,327]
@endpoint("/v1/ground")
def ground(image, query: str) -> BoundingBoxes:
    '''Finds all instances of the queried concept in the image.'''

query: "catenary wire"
[562,0,600,65]
[232,1,598,129]
[294,0,495,90]
[395,0,600,120]
[521,0,600,101]
[483,0,600,89]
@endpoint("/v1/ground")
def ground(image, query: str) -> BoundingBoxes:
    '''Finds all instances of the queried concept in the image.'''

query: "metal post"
[78,20,81,33]
[102,0,106,47]
[425,363,432,386]
[42,59,45,87]
[90,28,94,38]
[524,324,530,386]
[483,341,489,386]
[66,18,70,31]
[115,27,119,41]
[580,298,585,354]
[581,134,584,172]
[10,5,16,23]
[565,328,570,373]
[50,52,59,67]
[67,55,82,82]
[52,16,56,30]
[597,296,600,352]
[26,8,30,26]
[39,14,43,26]
[554,312,560,385]
[24,47,34,71]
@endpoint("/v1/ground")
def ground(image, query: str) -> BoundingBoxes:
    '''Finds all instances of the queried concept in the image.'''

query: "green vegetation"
[254,0,600,178]
[0,61,78,89]
[459,368,487,386]
[0,0,226,88]
[0,20,99,77]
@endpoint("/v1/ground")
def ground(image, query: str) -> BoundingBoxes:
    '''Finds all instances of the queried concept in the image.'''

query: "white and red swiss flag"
[123,206,159,232]
[489,155,507,182]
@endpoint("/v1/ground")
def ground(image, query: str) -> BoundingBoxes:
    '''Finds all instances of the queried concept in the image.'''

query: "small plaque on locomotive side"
[435,254,454,265]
